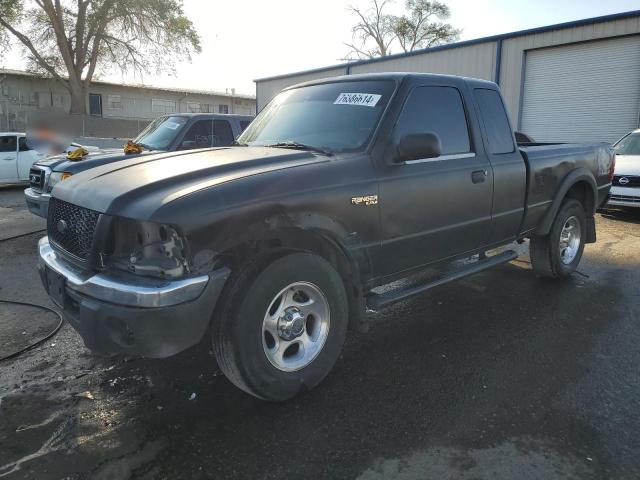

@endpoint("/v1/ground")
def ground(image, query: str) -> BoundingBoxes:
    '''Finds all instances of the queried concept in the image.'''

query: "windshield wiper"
[232,140,248,146]
[265,141,333,156]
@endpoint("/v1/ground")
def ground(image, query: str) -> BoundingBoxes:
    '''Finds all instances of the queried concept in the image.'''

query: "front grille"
[609,194,640,204]
[47,198,100,260]
[613,175,640,188]
[29,168,45,191]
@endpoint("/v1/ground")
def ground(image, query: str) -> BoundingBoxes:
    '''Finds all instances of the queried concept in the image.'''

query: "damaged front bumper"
[37,236,229,358]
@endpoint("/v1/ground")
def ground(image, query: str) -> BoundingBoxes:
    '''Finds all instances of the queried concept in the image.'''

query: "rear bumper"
[24,188,50,218]
[38,236,230,358]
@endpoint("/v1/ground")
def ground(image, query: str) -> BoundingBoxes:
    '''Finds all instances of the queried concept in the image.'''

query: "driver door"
[0,135,18,182]
[375,85,493,277]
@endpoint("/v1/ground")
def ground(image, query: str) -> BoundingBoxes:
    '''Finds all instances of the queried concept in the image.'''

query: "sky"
[1,0,639,97]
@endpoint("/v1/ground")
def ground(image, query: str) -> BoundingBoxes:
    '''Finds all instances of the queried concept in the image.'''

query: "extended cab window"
[394,86,471,155]
[0,136,17,152]
[474,89,515,154]
[239,80,396,153]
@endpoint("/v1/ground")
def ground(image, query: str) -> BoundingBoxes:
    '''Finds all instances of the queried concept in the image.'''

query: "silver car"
[608,129,640,209]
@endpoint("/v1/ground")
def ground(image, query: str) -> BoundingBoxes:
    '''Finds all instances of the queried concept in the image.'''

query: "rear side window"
[212,120,234,146]
[394,86,471,155]
[474,89,515,154]
[0,136,17,152]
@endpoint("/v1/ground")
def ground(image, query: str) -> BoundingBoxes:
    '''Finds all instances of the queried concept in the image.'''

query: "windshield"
[134,116,188,150]
[238,80,396,153]
[614,132,640,156]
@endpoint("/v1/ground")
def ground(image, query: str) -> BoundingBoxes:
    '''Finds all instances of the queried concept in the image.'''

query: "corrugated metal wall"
[256,67,347,111]
[349,42,496,78]
[255,14,640,127]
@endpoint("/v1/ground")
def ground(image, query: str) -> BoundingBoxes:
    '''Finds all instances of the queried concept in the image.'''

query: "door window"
[474,89,515,154]
[0,136,17,152]
[18,137,31,151]
[394,86,471,155]
[181,120,215,148]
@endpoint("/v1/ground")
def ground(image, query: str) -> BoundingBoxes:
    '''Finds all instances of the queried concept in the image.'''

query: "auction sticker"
[334,93,381,107]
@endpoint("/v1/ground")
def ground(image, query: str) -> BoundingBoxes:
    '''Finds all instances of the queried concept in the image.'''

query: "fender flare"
[535,168,597,236]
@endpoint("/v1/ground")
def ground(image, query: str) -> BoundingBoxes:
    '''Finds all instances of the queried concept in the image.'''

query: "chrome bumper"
[606,186,640,208]
[38,236,210,307]
[24,188,50,218]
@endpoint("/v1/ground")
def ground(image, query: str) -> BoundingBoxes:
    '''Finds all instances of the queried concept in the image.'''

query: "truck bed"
[518,142,612,234]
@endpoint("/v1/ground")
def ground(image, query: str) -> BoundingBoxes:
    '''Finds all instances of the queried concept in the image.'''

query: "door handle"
[471,170,488,184]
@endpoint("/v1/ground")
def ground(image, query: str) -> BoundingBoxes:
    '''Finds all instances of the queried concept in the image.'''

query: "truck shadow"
[2,250,632,479]
[598,208,640,224]
[87,253,628,479]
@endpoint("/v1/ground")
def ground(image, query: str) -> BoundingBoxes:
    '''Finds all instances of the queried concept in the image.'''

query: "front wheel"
[212,252,348,401]
[530,198,586,278]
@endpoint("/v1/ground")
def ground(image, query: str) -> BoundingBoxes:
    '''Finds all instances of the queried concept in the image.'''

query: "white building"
[255,10,640,144]
[0,68,256,136]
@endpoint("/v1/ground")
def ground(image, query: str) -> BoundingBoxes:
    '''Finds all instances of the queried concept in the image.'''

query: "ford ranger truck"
[24,113,253,218]
[37,73,614,401]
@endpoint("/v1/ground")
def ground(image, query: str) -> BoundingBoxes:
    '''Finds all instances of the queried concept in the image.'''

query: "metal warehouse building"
[255,10,640,144]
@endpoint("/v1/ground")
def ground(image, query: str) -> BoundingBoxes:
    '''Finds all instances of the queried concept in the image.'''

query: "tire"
[530,198,586,278]
[212,252,348,401]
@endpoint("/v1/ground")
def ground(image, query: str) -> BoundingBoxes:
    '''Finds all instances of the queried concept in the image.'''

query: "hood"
[613,155,640,176]
[35,148,153,172]
[52,147,327,218]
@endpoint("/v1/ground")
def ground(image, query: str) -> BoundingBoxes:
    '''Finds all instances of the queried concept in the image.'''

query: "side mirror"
[180,140,197,150]
[395,132,442,163]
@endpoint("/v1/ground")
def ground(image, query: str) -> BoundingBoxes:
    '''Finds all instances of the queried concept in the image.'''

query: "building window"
[89,93,102,116]
[107,95,122,109]
[187,102,210,113]
[152,98,177,114]
[52,93,64,109]
[218,104,229,114]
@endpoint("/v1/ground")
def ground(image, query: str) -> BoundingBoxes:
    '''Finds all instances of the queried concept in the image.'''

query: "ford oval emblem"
[619,177,630,185]
[57,219,68,235]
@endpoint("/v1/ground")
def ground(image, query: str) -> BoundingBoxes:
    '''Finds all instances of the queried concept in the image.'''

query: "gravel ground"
[1,185,640,479]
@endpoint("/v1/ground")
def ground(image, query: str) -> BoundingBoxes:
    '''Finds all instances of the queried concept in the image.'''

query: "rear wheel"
[212,252,348,401]
[530,198,586,278]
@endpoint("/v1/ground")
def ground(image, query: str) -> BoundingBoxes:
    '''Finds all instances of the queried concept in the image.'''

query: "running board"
[366,250,518,310]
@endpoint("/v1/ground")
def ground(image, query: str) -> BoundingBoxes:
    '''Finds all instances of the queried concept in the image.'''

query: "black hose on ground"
[0,300,64,363]
[0,229,63,362]
[0,228,46,243]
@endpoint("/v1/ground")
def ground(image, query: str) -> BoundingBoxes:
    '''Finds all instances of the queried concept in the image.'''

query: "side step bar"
[366,250,518,310]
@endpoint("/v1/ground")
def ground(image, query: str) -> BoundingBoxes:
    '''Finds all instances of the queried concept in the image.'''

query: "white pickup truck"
[0,132,99,185]
[0,132,45,185]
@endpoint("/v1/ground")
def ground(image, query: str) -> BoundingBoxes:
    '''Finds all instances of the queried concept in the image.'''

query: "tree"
[0,0,201,114]
[344,0,459,60]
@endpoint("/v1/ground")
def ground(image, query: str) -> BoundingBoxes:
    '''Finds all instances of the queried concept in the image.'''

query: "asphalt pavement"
[1,185,640,479]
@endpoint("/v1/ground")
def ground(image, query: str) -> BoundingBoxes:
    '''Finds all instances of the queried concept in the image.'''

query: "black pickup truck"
[37,73,614,401]
[24,113,252,218]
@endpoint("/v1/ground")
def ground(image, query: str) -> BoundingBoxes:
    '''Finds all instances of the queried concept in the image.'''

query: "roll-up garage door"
[520,35,640,144]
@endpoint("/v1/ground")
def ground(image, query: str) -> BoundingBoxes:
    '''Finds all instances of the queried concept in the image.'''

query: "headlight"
[107,218,189,279]
[47,172,73,192]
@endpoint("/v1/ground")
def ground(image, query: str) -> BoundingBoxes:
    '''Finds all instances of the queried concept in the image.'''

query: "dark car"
[37,73,614,401]
[24,113,253,217]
